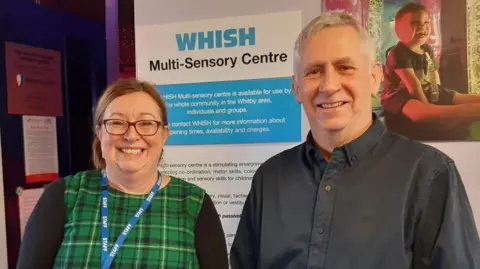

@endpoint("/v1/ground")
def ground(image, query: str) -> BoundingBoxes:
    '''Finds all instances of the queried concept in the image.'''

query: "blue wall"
[0,0,106,267]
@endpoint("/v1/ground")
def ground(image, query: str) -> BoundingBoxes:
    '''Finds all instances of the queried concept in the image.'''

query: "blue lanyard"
[100,171,163,269]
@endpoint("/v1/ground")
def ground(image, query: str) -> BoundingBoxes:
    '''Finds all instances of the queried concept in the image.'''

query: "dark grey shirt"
[230,114,480,269]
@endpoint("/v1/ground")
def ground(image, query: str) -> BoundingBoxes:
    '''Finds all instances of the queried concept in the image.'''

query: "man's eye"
[339,66,354,71]
[306,69,321,76]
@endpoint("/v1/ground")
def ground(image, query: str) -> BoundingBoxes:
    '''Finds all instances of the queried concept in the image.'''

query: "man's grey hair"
[293,11,376,78]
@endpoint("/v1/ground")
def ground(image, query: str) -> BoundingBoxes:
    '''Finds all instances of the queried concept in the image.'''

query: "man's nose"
[320,67,341,94]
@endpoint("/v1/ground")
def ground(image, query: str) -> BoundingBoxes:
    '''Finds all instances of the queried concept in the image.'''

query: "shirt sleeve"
[195,193,229,269]
[16,178,65,269]
[229,170,262,269]
[413,159,480,269]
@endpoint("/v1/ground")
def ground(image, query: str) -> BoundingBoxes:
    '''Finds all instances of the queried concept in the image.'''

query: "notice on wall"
[159,147,279,249]
[136,11,303,146]
[22,116,59,184]
[5,42,63,116]
[18,188,44,240]
[136,10,306,250]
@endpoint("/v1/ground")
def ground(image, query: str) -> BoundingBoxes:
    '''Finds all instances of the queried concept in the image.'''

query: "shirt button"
[318,228,324,234]
[325,185,332,192]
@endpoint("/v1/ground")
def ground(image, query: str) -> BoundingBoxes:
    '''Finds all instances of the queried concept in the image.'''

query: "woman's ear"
[162,125,170,143]
[95,124,102,140]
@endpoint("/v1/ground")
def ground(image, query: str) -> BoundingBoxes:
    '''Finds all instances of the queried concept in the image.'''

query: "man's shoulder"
[384,132,454,170]
[255,143,304,173]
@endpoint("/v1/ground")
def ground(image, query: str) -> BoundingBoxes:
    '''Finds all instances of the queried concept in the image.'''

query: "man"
[381,3,480,141]
[230,11,480,269]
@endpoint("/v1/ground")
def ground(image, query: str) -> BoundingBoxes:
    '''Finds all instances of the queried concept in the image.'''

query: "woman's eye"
[141,121,155,126]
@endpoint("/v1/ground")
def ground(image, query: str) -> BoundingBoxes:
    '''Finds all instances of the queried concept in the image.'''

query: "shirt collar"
[397,41,429,53]
[304,113,387,166]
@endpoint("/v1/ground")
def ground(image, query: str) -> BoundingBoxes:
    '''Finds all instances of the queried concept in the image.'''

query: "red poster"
[5,42,63,116]
[422,0,442,63]
[323,0,370,27]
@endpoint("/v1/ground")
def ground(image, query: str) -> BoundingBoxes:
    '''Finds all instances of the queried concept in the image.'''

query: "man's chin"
[316,117,349,131]
[322,125,346,133]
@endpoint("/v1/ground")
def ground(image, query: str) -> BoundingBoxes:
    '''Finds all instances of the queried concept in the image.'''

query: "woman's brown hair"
[91,78,168,170]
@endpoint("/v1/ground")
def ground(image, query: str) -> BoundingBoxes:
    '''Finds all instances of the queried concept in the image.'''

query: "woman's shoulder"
[41,176,66,196]
[63,169,102,191]
[165,176,209,218]
[64,169,102,180]
[36,170,101,206]
[167,176,207,198]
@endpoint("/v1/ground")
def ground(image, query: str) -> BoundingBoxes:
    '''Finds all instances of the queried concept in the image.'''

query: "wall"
[134,0,321,252]
[0,0,106,267]
[133,0,480,255]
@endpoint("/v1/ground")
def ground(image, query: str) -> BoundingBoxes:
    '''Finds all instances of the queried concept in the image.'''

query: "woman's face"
[97,91,169,177]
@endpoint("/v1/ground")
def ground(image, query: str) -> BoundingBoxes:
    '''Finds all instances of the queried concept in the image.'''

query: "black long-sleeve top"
[16,178,229,269]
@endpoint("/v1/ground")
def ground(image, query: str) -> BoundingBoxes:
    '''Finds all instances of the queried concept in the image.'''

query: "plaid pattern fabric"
[53,170,205,269]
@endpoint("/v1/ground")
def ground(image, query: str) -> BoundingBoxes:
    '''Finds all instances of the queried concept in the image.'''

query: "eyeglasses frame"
[101,119,168,136]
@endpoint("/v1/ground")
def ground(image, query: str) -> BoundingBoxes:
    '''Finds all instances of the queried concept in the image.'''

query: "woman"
[16,78,229,269]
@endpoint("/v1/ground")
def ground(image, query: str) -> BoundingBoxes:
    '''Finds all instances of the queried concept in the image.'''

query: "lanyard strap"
[100,171,162,269]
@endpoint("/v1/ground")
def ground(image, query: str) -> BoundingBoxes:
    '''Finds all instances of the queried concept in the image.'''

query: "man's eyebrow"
[305,61,325,69]
[304,57,356,70]
[334,57,355,65]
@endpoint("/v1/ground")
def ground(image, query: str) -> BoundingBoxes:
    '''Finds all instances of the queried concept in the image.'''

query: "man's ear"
[370,61,383,97]
[292,75,302,104]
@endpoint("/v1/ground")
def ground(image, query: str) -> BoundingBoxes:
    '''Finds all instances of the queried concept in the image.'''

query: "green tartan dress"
[52,170,206,268]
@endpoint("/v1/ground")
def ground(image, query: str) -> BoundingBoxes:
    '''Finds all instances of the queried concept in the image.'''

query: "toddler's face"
[395,10,430,47]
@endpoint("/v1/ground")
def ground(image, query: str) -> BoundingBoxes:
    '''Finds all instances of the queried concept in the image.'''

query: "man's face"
[395,11,430,46]
[293,25,382,135]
